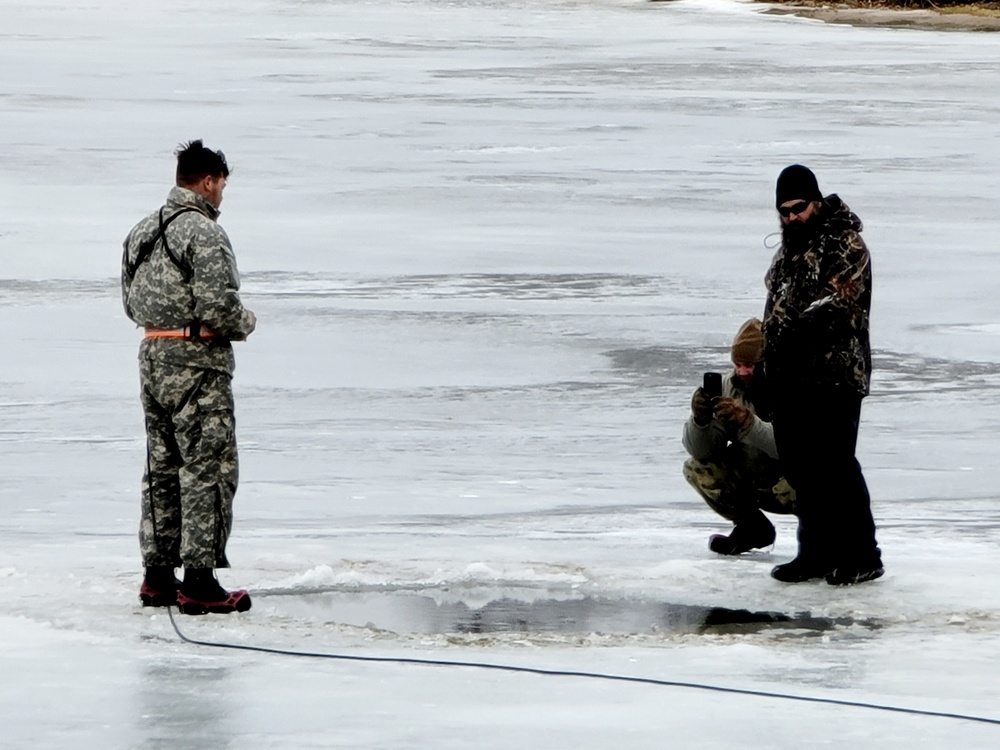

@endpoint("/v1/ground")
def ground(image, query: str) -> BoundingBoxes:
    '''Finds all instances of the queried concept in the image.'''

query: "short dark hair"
[175,140,230,186]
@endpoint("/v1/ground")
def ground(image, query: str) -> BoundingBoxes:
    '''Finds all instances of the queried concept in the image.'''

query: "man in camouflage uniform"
[122,140,257,614]
[683,319,797,555]
[763,164,883,586]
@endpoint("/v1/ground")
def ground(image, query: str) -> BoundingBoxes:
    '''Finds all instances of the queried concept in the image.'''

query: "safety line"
[167,608,1000,728]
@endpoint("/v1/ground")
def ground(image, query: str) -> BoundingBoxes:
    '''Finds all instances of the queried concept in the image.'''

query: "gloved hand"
[691,387,714,426]
[714,397,755,436]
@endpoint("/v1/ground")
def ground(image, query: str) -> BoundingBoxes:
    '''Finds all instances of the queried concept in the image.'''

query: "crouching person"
[682,319,796,554]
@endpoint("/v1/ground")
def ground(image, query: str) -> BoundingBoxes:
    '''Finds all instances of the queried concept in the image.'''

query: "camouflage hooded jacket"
[762,194,872,397]
[121,186,255,375]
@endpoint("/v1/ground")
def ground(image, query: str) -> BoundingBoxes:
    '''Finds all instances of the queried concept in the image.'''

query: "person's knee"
[759,476,798,515]
[199,408,236,458]
[685,459,739,509]
[772,476,796,502]
[684,458,723,489]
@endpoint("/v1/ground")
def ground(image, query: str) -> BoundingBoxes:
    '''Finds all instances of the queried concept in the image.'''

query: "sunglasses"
[778,201,811,217]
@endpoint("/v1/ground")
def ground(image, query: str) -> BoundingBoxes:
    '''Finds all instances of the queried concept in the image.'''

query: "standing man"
[122,140,257,614]
[762,164,883,585]
[683,319,797,555]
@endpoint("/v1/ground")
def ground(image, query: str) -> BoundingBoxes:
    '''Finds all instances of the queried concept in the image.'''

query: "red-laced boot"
[176,568,252,615]
[139,565,181,607]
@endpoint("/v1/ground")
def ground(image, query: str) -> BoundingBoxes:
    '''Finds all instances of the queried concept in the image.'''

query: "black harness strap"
[124,206,202,282]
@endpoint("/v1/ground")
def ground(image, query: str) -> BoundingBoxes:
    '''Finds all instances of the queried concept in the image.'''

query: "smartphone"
[703,371,722,399]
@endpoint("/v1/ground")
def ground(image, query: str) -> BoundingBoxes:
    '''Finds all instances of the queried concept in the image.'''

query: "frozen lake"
[2,0,999,747]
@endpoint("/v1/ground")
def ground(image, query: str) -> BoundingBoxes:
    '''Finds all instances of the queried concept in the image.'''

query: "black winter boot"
[770,555,834,583]
[771,515,835,583]
[709,513,776,555]
[177,568,252,615]
[826,549,884,586]
[139,565,181,607]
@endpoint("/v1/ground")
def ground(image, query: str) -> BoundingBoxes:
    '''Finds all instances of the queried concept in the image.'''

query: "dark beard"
[782,215,820,253]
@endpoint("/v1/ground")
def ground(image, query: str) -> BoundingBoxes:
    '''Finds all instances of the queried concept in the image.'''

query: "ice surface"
[1,0,999,747]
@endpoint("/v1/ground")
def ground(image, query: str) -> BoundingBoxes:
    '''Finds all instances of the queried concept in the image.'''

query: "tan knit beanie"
[731,318,763,364]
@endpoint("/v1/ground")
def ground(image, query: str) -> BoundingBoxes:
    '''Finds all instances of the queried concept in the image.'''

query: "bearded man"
[763,164,883,585]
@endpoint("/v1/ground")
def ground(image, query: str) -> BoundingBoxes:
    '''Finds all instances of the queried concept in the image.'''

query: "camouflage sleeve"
[121,220,154,325]
[824,233,870,308]
[762,288,776,326]
[188,224,255,340]
[805,233,870,317]
[121,233,134,321]
[762,253,781,322]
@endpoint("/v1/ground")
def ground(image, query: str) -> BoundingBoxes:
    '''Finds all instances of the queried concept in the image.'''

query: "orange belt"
[144,325,220,339]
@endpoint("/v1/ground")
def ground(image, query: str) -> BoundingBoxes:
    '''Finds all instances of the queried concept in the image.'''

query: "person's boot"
[771,516,834,582]
[826,548,884,586]
[177,568,252,615]
[770,553,837,583]
[139,565,181,607]
[709,513,775,555]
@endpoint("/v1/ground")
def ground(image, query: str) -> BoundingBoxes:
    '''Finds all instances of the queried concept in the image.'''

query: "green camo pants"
[139,360,238,569]
[683,458,797,522]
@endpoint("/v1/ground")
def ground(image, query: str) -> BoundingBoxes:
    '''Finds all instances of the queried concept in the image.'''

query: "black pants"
[771,388,879,566]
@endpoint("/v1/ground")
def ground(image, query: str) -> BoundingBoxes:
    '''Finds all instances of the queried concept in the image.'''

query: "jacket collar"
[165,186,220,221]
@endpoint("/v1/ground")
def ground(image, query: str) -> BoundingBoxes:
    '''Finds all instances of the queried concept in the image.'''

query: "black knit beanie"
[775,164,823,208]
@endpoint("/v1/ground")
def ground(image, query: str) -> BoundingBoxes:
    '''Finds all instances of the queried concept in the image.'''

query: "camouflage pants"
[139,360,238,569]
[683,458,797,522]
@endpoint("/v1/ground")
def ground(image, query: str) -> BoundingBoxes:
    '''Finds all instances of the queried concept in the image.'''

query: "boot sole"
[709,534,775,556]
[826,566,885,586]
[771,571,828,583]
[177,591,252,616]
[140,592,178,608]
[770,564,834,583]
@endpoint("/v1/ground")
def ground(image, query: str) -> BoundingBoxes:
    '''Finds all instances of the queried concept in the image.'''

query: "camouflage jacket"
[122,187,255,375]
[762,194,872,397]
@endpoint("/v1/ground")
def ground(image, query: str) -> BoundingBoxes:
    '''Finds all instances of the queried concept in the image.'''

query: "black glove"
[691,387,714,426]
[714,397,755,436]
